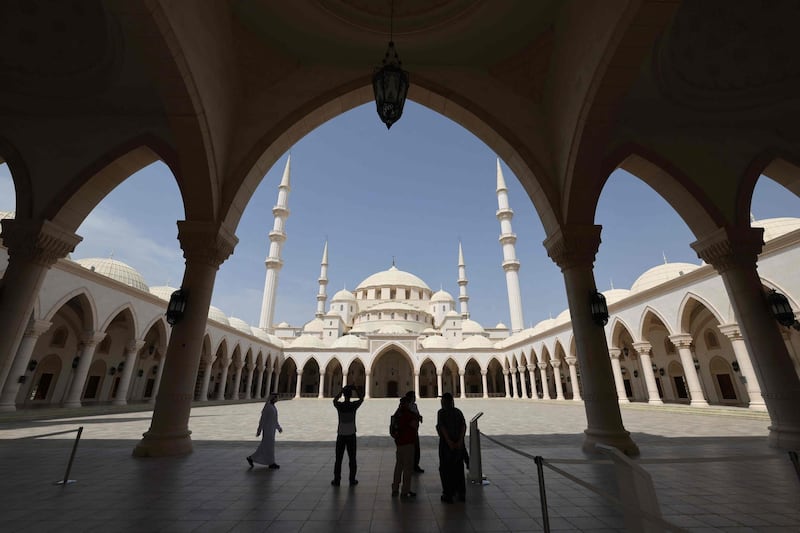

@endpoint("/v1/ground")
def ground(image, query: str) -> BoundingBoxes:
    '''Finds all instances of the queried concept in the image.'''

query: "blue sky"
[1,101,799,329]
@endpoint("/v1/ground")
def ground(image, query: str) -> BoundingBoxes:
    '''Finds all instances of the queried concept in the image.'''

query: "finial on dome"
[662,251,668,264]
[392,255,395,267]
[610,278,615,290]
[109,250,114,260]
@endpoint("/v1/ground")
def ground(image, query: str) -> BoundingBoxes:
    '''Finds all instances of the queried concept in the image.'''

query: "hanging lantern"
[166,288,188,326]
[766,289,795,327]
[589,290,609,326]
[372,41,409,129]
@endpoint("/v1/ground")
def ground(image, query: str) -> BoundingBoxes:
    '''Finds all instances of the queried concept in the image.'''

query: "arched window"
[50,327,68,348]
[705,330,719,349]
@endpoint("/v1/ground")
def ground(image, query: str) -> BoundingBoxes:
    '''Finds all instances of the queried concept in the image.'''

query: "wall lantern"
[766,289,800,330]
[148,345,156,356]
[17,375,26,384]
[589,290,609,326]
[152,366,158,376]
[659,368,665,376]
[651,363,658,372]
[166,288,188,326]
[109,367,117,376]
[621,346,629,357]
[28,360,38,372]
[633,370,639,378]
[137,369,144,378]
[621,368,628,375]
[117,361,125,372]
[693,359,700,370]
[372,1,409,129]
[72,356,80,369]
[731,360,740,373]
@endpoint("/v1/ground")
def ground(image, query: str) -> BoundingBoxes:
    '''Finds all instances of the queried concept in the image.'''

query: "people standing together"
[248,388,469,504]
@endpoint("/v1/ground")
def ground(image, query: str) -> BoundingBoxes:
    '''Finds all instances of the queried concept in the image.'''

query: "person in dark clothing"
[391,396,419,498]
[405,390,424,473]
[436,392,466,503]
[332,384,364,486]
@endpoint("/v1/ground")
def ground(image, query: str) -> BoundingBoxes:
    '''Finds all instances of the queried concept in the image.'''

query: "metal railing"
[19,426,84,486]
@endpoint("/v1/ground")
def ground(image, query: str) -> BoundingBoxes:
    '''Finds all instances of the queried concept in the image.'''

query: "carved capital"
[538,362,549,370]
[80,331,106,348]
[716,323,742,341]
[691,226,763,273]
[24,319,52,338]
[632,342,652,356]
[565,356,577,366]
[526,364,535,372]
[480,370,487,376]
[668,333,694,349]
[550,359,561,368]
[1,218,82,267]
[125,339,146,355]
[177,221,238,268]
[608,347,621,359]
[543,225,602,271]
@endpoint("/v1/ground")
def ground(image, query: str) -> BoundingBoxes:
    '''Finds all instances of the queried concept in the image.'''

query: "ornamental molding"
[668,333,693,348]
[543,225,602,271]
[177,221,238,268]
[1,218,82,267]
[691,227,763,273]
[24,319,53,338]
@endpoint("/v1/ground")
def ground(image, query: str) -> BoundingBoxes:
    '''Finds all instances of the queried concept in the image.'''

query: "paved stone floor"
[0,398,798,532]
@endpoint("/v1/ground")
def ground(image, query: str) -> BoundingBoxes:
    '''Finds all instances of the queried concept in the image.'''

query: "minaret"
[457,241,470,318]
[495,158,525,332]
[316,240,329,318]
[259,156,291,331]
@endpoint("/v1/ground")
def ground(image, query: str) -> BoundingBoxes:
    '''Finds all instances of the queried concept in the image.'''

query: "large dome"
[356,266,430,291]
[208,306,229,326]
[431,289,454,303]
[76,258,149,292]
[631,262,699,293]
[150,285,178,301]
[228,317,252,334]
[753,217,800,241]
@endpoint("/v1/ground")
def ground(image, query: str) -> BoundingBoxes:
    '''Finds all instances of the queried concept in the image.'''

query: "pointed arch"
[42,289,97,331]
[739,155,800,227]
[98,304,139,339]
[609,316,636,348]
[678,293,725,334]
[638,306,674,340]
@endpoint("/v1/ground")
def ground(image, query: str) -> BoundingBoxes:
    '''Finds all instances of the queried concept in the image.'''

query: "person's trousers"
[392,443,414,493]
[333,434,357,482]
[414,435,421,467]
[439,445,466,498]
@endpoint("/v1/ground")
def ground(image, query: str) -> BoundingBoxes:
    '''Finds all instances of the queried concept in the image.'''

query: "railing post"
[54,426,83,486]
[467,412,485,484]
[534,456,550,533]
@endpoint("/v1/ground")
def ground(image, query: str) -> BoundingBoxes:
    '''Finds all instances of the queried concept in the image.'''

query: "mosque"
[1,158,798,413]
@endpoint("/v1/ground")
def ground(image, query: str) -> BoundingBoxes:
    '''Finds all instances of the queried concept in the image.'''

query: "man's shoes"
[331,479,340,486]
[268,463,280,469]
[413,466,425,473]
[401,491,416,498]
[391,490,399,497]
[349,479,359,486]
[440,495,454,504]
[246,456,253,468]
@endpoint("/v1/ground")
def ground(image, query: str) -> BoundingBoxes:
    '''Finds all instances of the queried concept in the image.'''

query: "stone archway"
[371,348,413,398]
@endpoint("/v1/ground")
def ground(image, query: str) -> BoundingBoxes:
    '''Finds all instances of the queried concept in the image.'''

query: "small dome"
[376,325,411,335]
[494,322,508,330]
[76,258,149,292]
[753,217,800,241]
[421,327,439,335]
[420,335,452,349]
[444,310,460,318]
[207,306,229,326]
[288,334,326,349]
[356,266,430,291]
[228,317,252,334]
[331,334,368,349]
[276,321,290,328]
[602,289,631,305]
[430,289,454,303]
[150,285,178,301]
[631,262,699,293]
[250,327,270,342]
[332,289,356,301]
[461,319,485,334]
[457,335,494,350]
[554,309,571,324]
[303,317,324,333]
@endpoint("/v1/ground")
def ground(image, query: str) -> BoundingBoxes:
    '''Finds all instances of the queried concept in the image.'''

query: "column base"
[572,397,582,402]
[647,399,664,405]
[617,398,630,404]
[582,428,640,457]
[690,400,709,407]
[747,401,767,411]
[767,424,800,451]
[133,429,193,457]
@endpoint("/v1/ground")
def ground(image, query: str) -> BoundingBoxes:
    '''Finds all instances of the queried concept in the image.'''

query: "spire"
[496,157,507,192]
[610,278,615,290]
[458,241,465,266]
[279,154,291,188]
[316,239,329,318]
[457,241,470,319]
[663,251,668,264]
[259,155,292,331]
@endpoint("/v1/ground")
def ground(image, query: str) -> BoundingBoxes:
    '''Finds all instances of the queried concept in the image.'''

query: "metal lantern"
[766,289,795,327]
[589,290,609,326]
[372,41,409,129]
[166,288,188,326]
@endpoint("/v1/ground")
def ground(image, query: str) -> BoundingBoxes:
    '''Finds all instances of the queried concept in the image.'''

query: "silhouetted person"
[405,390,424,472]
[391,396,419,498]
[247,393,283,469]
[332,384,364,486]
[436,392,466,503]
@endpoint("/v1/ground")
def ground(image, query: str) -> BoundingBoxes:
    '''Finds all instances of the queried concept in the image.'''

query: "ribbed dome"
[457,335,494,350]
[420,335,452,349]
[303,317,324,333]
[228,317,252,334]
[356,266,430,291]
[554,309,571,324]
[531,318,557,335]
[207,306,229,325]
[332,334,368,349]
[250,327,271,342]
[276,321,290,328]
[445,310,460,318]
[753,217,800,241]
[431,289,454,303]
[150,285,178,301]
[602,289,631,305]
[631,263,699,293]
[494,322,508,330]
[461,319,485,334]
[289,334,326,349]
[331,289,356,301]
[76,258,148,292]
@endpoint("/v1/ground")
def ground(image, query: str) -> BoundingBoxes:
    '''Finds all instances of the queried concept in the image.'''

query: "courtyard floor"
[0,398,798,532]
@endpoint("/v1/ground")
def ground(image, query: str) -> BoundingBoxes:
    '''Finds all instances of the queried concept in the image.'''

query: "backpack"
[389,411,400,439]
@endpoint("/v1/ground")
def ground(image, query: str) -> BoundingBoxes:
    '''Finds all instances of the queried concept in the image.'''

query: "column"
[718,323,767,411]
[510,367,519,398]
[502,370,511,398]
[565,356,582,401]
[0,319,51,411]
[552,360,565,400]
[435,371,443,397]
[459,371,466,399]
[216,360,230,400]
[198,359,213,402]
[481,371,488,398]
[243,365,254,400]
[318,370,324,398]
[544,225,638,455]
[669,334,709,407]
[63,331,106,407]
[341,371,348,391]
[538,362,552,399]
[527,365,539,400]
[633,342,662,405]
[0,219,81,390]
[113,339,145,406]
[365,372,371,399]
[693,226,800,449]
[253,365,264,400]
[150,357,166,403]
[294,370,302,398]
[414,372,420,397]
[608,349,629,403]
[265,365,275,396]
[134,221,237,457]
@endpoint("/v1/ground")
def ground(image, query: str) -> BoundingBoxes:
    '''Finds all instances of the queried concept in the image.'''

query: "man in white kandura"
[247,393,283,469]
